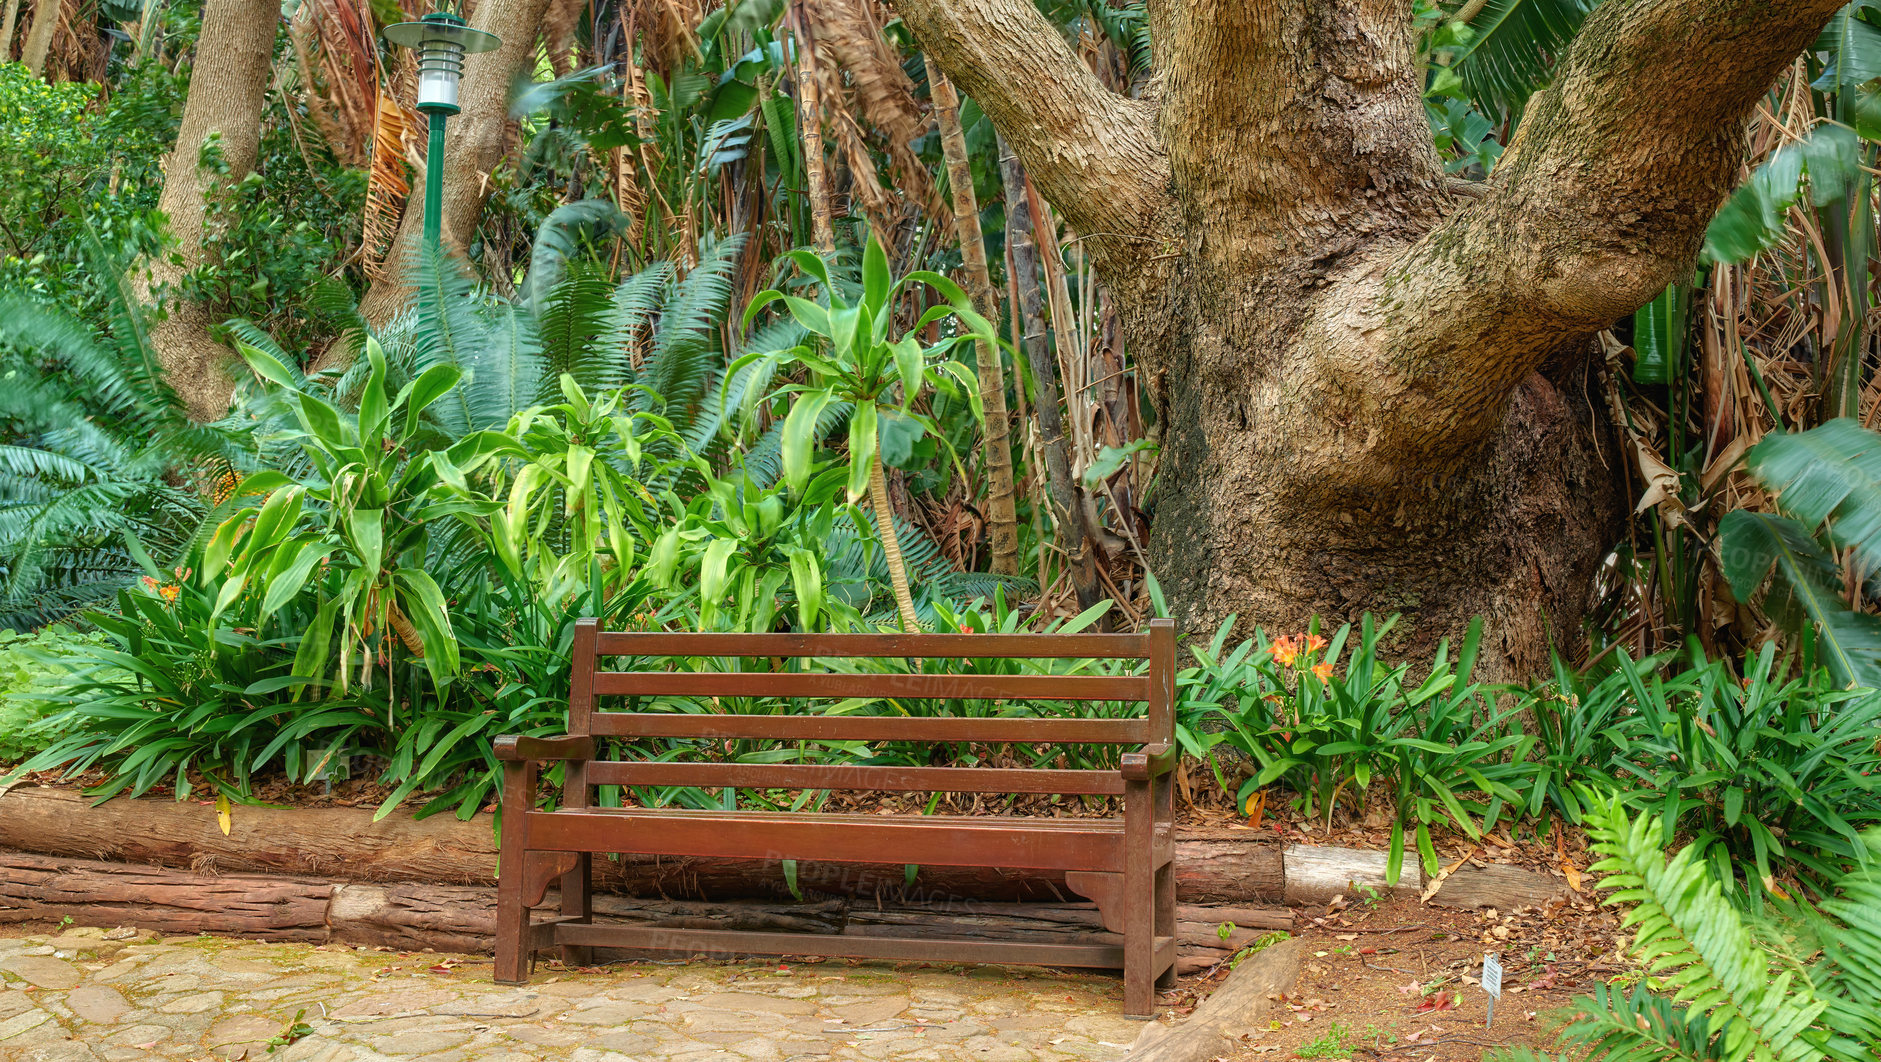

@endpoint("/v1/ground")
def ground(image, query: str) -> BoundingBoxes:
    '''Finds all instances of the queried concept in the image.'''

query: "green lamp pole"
[383,11,501,254]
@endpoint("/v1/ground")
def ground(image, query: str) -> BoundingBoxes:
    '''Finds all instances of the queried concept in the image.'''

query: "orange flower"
[1312,661,1333,682]
[140,576,160,591]
[1271,635,1300,667]
[158,584,180,603]
[1305,634,1327,653]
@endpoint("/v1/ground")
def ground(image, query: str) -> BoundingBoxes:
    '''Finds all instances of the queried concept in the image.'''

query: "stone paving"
[0,927,1148,1062]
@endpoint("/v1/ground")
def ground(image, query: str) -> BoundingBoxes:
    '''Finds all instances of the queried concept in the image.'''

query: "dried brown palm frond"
[41,0,99,84]
[543,0,585,76]
[798,0,936,217]
[291,0,381,166]
[821,70,902,240]
[621,0,702,79]
[362,87,415,279]
[1597,62,1881,658]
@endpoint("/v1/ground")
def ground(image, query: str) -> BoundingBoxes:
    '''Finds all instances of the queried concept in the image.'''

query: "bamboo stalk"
[923,55,1020,576]
[869,452,921,632]
[1000,135,1103,614]
[790,4,835,254]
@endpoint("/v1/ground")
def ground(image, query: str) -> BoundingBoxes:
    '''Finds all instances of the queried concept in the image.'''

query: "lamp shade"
[383,12,501,115]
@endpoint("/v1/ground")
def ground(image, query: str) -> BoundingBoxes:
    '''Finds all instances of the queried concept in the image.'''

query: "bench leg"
[494,760,536,985]
[1123,778,1155,1020]
[1155,770,1177,992]
[560,853,593,968]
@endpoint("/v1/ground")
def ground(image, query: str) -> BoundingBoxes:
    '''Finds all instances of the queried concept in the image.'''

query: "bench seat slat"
[523,808,1125,871]
[593,631,1151,659]
[590,671,1148,702]
[584,761,1126,795]
[549,922,1152,970]
[586,713,1150,743]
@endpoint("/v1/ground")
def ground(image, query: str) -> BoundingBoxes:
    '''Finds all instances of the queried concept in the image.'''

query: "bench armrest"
[495,734,596,762]
[1121,742,1178,781]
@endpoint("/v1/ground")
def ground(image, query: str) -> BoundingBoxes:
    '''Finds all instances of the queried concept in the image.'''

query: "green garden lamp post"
[383,11,501,254]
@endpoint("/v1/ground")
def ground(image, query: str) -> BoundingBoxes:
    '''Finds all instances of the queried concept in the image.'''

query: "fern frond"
[1559,983,1718,1062]
[539,265,624,398]
[1810,848,1881,1056]
[1585,797,1829,1062]
[640,235,746,425]
[521,198,624,312]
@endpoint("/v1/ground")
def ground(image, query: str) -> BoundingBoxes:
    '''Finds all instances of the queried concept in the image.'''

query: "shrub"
[0,626,112,764]
[1511,644,1881,899]
[1493,797,1881,1062]
[1188,613,1528,880]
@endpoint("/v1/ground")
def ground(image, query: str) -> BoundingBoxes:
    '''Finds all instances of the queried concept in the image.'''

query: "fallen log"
[0,850,1290,968]
[1283,842,1422,904]
[0,853,331,941]
[0,786,498,884]
[0,787,1285,903]
[1425,862,1570,909]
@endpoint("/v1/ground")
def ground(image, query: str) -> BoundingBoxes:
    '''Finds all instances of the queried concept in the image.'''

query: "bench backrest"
[562,619,1175,798]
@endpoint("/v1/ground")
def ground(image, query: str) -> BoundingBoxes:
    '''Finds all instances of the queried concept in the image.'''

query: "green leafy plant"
[1205,615,1523,879]
[1495,797,1881,1062]
[0,246,253,629]
[7,558,380,802]
[1297,1022,1362,1059]
[215,339,513,695]
[0,626,112,763]
[1720,418,1881,688]
[1507,649,1660,827]
[734,233,997,630]
[1599,645,1881,899]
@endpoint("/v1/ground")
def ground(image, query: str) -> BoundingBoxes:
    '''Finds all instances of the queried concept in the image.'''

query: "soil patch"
[1165,894,1627,1061]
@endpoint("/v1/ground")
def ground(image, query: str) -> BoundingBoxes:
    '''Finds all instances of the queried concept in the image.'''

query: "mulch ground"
[1160,891,1628,1061]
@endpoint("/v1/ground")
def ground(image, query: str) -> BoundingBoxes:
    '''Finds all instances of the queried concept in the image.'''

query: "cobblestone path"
[0,927,1145,1062]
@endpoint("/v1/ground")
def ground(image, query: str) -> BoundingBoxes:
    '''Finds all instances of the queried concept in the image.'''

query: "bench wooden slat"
[586,713,1151,744]
[522,808,1125,870]
[592,631,1152,659]
[551,922,1137,969]
[589,671,1149,702]
[584,761,1127,795]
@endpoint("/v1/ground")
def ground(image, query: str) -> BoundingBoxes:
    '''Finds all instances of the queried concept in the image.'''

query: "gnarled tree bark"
[145,0,279,421]
[888,0,1843,675]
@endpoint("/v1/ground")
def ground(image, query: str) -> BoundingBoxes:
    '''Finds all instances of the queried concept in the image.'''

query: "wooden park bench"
[492,618,1178,1017]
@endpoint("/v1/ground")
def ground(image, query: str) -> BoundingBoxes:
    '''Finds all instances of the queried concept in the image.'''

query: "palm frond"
[537,265,622,398]
[521,198,625,312]
[1449,0,1598,120]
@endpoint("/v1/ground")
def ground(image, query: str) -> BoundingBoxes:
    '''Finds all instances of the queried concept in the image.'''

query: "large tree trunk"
[18,0,57,75]
[2,0,23,63]
[886,0,1844,676]
[144,0,279,421]
[351,0,554,331]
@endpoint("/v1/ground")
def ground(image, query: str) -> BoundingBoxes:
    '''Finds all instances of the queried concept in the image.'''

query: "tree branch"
[1148,0,1449,274]
[886,0,1171,261]
[1338,0,1845,457]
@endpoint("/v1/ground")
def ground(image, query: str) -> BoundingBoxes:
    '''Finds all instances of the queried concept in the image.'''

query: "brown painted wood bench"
[492,618,1178,1017]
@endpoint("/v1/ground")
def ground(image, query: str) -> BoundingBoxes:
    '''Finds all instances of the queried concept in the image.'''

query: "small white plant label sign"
[1481,952,1503,997]
[1482,952,1503,1028]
